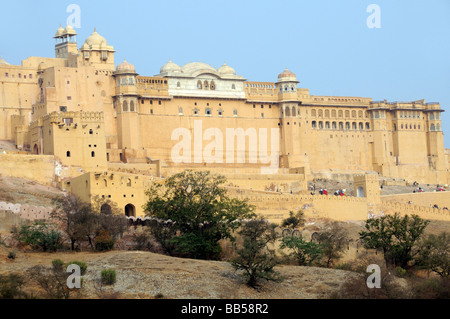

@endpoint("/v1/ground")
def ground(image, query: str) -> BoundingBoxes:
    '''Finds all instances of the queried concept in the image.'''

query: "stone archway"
[125,203,136,217]
[33,144,39,154]
[101,203,112,215]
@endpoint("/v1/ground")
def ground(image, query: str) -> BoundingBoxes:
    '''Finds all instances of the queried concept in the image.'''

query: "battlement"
[43,111,104,124]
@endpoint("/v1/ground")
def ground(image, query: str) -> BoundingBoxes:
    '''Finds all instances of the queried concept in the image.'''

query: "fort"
[0,24,449,222]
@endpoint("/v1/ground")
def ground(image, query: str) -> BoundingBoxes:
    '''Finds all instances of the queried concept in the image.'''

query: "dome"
[63,24,77,36]
[218,62,236,76]
[116,59,135,72]
[160,59,181,74]
[0,57,10,65]
[84,29,107,46]
[181,62,217,75]
[54,25,64,38]
[82,29,115,52]
[277,68,297,82]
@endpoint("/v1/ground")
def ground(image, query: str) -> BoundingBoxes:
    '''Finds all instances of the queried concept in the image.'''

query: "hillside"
[0,246,360,299]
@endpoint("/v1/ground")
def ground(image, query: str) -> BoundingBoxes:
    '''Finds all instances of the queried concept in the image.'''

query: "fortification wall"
[381,201,450,221]
[381,192,450,209]
[230,193,370,223]
[0,201,53,221]
[0,153,55,185]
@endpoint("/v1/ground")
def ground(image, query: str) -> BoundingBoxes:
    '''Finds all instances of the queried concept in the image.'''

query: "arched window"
[430,124,435,131]
[205,108,211,116]
[127,178,132,187]
[210,81,216,90]
[325,121,330,129]
[345,110,350,118]
[66,151,71,157]
[359,122,364,130]
[232,84,236,90]
[338,110,343,118]
[177,81,181,88]
[332,122,337,130]
[374,111,380,119]
[194,108,198,116]
[123,100,128,112]
[325,110,330,118]
[311,109,316,117]
[393,124,397,131]
[197,80,202,89]
[365,122,370,130]
[339,122,344,130]
[358,110,363,118]
[130,100,135,112]
[91,151,95,157]
[429,113,434,120]
[312,121,317,128]
[318,109,323,117]
[351,110,356,118]
[318,121,323,129]
[233,109,238,117]
[352,122,357,130]
[357,186,365,198]
[178,107,183,115]
[346,122,350,130]
[331,110,337,118]
[218,109,223,116]
[401,124,404,129]
[285,107,291,117]
[204,80,209,90]
[292,107,296,117]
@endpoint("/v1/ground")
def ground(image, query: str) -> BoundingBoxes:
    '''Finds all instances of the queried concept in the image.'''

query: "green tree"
[280,236,323,266]
[231,218,282,288]
[12,221,62,252]
[317,222,349,268]
[281,210,305,230]
[359,213,429,269]
[144,170,255,259]
[416,232,450,278]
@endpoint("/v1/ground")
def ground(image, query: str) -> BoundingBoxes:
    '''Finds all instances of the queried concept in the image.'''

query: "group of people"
[310,188,346,196]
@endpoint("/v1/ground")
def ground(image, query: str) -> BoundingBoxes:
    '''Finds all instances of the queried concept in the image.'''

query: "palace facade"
[0,25,448,188]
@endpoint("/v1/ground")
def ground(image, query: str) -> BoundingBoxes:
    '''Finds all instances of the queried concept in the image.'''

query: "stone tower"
[113,60,140,153]
[54,25,78,59]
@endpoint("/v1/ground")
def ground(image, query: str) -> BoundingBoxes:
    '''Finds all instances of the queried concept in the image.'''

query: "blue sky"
[1,0,449,147]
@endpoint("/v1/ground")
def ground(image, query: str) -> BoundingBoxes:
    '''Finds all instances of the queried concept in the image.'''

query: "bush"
[0,273,27,299]
[65,261,87,275]
[7,251,16,260]
[396,267,407,277]
[12,222,62,252]
[51,259,65,271]
[94,230,115,251]
[101,269,117,285]
[280,236,323,266]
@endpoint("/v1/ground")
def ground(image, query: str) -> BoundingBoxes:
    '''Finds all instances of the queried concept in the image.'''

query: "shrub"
[280,236,323,266]
[101,269,116,285]
[94,230,115,251]
[0,273,27,299]
[65,261,87,275]
[396,267,407,277]
[52,259,65,271]
[12,221,63,252]
[7,251,16,260]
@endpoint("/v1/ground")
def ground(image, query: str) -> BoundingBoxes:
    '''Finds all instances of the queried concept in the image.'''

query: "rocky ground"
[0,245,362,299]
[0,176,65,207]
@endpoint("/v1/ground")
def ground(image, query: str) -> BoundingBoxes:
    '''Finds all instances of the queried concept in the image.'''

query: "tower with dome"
[0,23,447,218]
